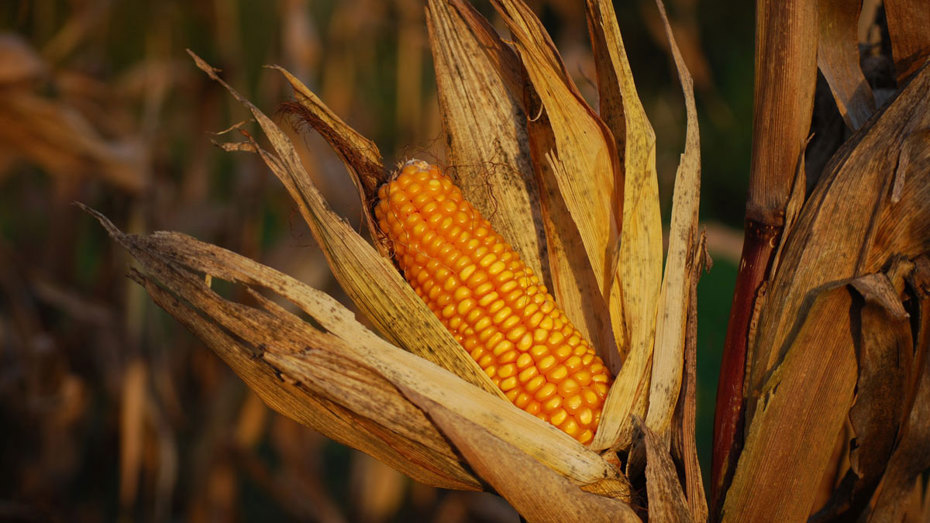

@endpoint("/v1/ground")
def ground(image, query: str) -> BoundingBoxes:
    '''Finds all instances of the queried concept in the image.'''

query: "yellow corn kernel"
[374,160,613,445]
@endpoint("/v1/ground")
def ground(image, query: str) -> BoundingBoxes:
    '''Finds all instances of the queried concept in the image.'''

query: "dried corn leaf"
[645,0,701,443]
[85,210,479,490]
[272,66,389,255]
[723,282,860,520]
[749,64,930,394]
[811,267,920,520]
[189,51,503,399]
[474,0,619,372]
[426,0,548,284]
[585,0,663,452]
[424,401,639,522]
[635,418,692,523]
[869,257,930,521]
[884,0,930,82]
[492,0,622,300]
[449,0,525,101]
[86,209,633,503]
[843,271,914,514]
[672,235,709,523]
[529,116,622,377]
[818,0,875,130]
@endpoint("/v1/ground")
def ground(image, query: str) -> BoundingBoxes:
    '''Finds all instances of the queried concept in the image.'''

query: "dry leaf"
[843,271,914,513]
[884,0,930,82]
[492,0,622,299]
[723,282,860,520]
[273,66,389,256]
[817,0,876,129]
[84,205,636,508]
[415,393,639,523]
[868,257,930,521]
[585,0,663,452]
[635,418,692,523]
[483,0,622,374]
[672,235,709,523]
[426,0,548,284]
[645,0,701,443]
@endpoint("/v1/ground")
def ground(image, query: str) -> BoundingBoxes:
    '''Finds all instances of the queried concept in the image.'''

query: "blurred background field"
[0,1,748,521]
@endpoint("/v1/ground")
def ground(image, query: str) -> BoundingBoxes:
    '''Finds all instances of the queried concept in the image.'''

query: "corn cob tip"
[374,161,613,445]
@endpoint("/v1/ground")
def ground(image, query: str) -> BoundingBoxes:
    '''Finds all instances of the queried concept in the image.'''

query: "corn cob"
[374,160,612,444]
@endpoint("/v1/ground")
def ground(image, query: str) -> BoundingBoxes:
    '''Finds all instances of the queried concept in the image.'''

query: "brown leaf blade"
[673,235,709,522]
[479,0,621,373]
[84,208,481,490]
[636,418,692,523]
[415,394,639,522]
[272,66,391,257]
[884,0,930,82]
[818,0,876,130]
[723,283,860,520]
[868,257,930,521]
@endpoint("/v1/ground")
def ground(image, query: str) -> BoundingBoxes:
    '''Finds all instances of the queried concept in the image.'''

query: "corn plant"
[86,0,929,520]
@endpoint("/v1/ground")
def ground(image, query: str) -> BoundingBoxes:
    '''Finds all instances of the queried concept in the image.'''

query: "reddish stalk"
[710,0,818,513]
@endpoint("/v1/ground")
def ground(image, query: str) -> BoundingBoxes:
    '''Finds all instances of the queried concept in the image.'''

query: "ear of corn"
[374,160,613,444]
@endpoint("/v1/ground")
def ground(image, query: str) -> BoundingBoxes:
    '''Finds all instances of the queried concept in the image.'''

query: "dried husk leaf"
[272,66,390,256]
[525,113,622,374]
[884,0,930,82]
[448,0,525,101]
[645,0,702,443]
[585,0,663,452]
[188,51,503,399]
[635,418,692,523]
[87,209,634,503]
[425,0,548,284]
[817,0,875,130]
[478,0,620,373]
[868,257,930,521]
[671,235,709,522]
[722,282,860,520]
[843,270,913,515]
[415,395,640,523]
[85,211,479,490]
[492,0,622,299]
[748,63,930,396]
